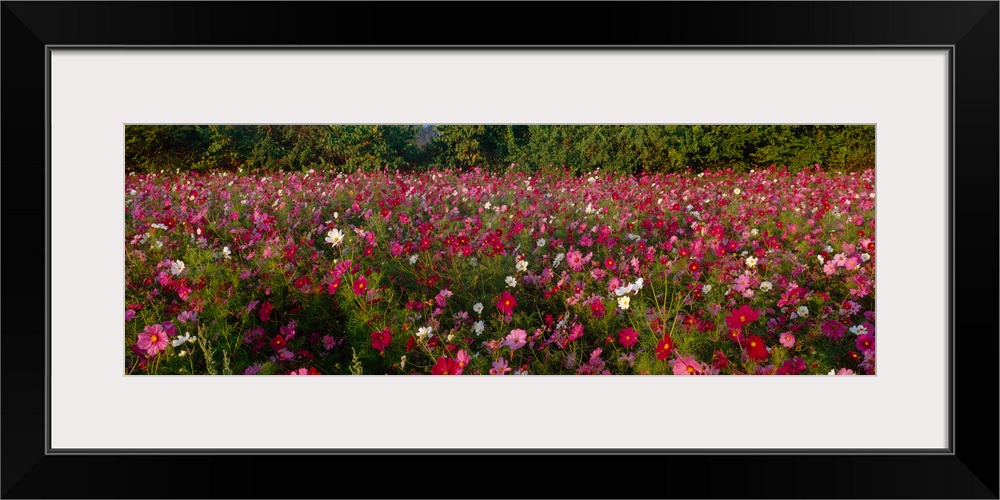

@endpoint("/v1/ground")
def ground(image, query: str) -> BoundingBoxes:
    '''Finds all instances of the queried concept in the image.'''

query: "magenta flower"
[125,309,136,321]
[855,333,875,353]
[137,324,169,356]
[504,329,528,351]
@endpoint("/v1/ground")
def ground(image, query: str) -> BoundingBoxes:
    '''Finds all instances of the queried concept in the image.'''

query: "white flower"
[151,223,169,230]
[469,257,478,267]
[400,355,407,369]
[828,369,836,375]
[170,260,186,275]
[222,246,231,259]
[817,255,825,265]
[473,320,485,335]
[505,276,517,288]
[796,306,809,317]
[536,238,546,248]
[702,284,712,294]
[825,245,834,253]
[745,256,757,267]
[861,253,871,262]
[416,326,434,340]
[553,253,565,267]
[760,281,773,292]
[325,228,345,247]
[634,277,644,290]
[750,228,759,236]
[515,260,528,272]
[849,325,868,336]
[617,296,630,310]
[473,302,484,315]
[733,188,741,195]
[446,333,455,342]
[409,254,419,265]
[171,331,196,347]
[614,286,630,297]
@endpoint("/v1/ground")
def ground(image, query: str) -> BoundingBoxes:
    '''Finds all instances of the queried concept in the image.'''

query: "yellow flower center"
[740,315,746,322]
[687,366,695,374]
[750,341,757,347]
[150,334,158,343]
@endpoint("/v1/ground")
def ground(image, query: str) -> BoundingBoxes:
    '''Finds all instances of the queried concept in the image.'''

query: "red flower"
[352,276,369,296]
[655,334,674,361]
[713,350,729,369]
[617,327,639,348]
[605,257,615,269]
[431,357,462,375]
[370,327,392,352]
[405,335,416,352]
[688,262,700,272]
[259,302,273,322]
[496,291,517,315]
[725,305,760,330]
[327,278,341,295]
[270,334,286,350]
[743,335,769,361]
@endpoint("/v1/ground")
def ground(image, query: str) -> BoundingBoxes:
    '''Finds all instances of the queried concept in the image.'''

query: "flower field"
[125,166,875,375]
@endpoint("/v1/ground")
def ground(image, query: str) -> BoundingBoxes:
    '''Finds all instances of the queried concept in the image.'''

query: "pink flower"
[779,332,796,348]
[504,329,528,351]
[836,368,855,375]
[673,356,702,375]
[137,324,169,356]
[456,350,471,369]
[490,357,511,375]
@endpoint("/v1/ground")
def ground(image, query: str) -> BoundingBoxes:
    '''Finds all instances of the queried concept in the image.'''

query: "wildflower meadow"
[125,163,875,375]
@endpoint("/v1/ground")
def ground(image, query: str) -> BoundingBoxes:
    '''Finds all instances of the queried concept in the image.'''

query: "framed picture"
[3,2,996,498]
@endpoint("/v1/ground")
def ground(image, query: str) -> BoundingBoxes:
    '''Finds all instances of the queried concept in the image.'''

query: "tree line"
[126,125,875,174]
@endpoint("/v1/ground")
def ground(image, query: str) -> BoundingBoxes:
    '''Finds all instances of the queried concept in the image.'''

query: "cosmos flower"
[779,332,796,348]
[490,357,512,375]
[725,305,760,330]
[743,335,769,361]
[171,331,197,347]
[618,327,639,348]
[325,228,345,246]
[504,329,528,351]
[496,291,517,315]
[170,260,186,275]
[473,302,484,315]
[617,296,630,310]
[137,324,169,356]
[370,327,392,352]
[673,357,703,375]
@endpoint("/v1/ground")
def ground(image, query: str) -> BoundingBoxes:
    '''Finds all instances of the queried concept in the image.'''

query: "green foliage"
[126,125,875,174]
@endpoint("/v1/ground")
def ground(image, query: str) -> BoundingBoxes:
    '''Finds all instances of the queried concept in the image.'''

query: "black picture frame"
[2,2,996,498]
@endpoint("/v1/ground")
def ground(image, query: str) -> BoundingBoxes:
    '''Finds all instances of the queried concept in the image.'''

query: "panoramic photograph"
[125,125,875,375]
